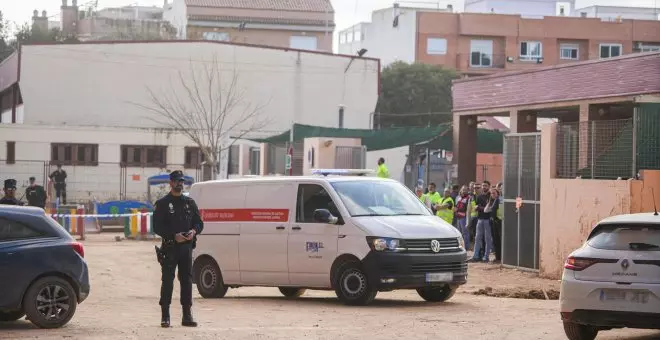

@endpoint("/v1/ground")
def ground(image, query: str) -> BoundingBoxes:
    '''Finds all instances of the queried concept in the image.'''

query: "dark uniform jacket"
[26,185,47,208]
[0,197,25,206]
[49,170,67,184]
[153,193,204,247]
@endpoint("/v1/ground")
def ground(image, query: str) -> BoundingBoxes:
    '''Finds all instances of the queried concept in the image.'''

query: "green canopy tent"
[250,123,504,153]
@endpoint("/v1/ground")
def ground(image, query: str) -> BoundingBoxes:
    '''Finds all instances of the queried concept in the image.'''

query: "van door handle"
[276,226,285,230]
[292,226,302,230]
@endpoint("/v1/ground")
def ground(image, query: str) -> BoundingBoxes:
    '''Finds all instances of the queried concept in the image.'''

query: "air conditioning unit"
[580,12,587,18]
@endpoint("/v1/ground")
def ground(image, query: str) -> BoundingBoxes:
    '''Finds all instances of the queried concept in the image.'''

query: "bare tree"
[134,55,270,178]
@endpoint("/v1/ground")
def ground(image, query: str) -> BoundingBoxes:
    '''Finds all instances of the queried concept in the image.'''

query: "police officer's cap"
[169,170,185,182]
[4,179,17,189]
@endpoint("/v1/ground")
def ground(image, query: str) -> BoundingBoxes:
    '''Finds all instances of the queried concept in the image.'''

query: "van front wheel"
[416,285,457,302]
[334,262,377,306]
[195,258,228,298]
[278,287,306,298]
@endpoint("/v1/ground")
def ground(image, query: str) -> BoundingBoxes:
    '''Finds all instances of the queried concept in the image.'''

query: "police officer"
[0,179,25,205]
[49,164,67,204]
[153,170,203,328]
[25,177,47,208]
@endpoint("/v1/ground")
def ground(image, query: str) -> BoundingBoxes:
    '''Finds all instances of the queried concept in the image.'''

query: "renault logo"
[430,240,441,253]
[621,259,629,270]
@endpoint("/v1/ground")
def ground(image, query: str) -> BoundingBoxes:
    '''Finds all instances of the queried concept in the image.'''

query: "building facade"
[55,1,175,41]
[465,0,575,18]
[0,41,378,202]
[574,5,660,21]
[164,0,334,52]
[338,5,660,74]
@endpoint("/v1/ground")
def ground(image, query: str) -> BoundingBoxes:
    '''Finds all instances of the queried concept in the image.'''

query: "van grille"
[403,238,460,253]
[410,262,467,274]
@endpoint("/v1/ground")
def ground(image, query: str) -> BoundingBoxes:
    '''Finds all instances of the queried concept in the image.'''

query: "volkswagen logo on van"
[430,240,441,253]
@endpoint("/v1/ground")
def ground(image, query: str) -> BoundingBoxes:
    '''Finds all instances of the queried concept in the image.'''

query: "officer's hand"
[175,233,187,243]
[185,230,196,241]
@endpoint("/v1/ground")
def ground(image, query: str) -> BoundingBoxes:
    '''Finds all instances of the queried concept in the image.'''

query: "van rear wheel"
[333,262,377,306]
[195,258,228,298]
[278,287,306,298]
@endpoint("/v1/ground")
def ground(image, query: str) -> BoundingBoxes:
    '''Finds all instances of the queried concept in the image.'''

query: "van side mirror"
[313,209,338,224]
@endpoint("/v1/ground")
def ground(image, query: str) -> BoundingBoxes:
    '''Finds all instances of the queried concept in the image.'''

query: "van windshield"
[330,181,432,217]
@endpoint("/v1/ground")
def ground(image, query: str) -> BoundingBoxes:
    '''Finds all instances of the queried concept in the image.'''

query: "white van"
[189,172,467,305]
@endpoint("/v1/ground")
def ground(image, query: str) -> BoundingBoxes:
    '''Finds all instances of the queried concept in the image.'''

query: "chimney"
[32,9,49,32]
[447,4,453,12]
[61,0,79,37]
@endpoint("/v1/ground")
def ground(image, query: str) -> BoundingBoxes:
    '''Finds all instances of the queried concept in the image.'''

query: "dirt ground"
[1,233,658,340]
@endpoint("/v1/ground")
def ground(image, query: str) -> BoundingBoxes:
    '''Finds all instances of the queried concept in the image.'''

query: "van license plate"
[426,273,453,282]
[600,290,649,304]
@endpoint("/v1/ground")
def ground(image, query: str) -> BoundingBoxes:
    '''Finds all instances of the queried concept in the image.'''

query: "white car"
[559,213,660,340]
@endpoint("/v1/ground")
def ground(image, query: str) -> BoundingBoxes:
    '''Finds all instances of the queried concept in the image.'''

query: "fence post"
[590,120,595,178]
[123,210,131,239]
[77,206,85,240]
[632,106,638,178]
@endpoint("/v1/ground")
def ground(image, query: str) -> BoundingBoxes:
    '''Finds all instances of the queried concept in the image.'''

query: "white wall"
[366,146,408,183]
[19,42,378,135]
[573,6,660,21]
[0,124,251,202]
[0,105,24,124]
[359,7,419,68]
[163,0,187,39]
[466,0,566,17]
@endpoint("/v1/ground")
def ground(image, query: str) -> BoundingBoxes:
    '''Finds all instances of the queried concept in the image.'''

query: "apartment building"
[339,4,660,74]
[417,12,660,75]
[164,0,335,52]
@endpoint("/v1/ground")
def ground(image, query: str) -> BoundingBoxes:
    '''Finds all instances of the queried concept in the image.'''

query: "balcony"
[457,53,507,74]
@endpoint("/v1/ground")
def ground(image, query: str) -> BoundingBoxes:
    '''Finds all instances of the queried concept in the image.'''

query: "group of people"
[0,165,68,207]
[416,180,503,263]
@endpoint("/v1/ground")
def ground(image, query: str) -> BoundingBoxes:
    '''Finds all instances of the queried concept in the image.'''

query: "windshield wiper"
[396,213,425,216]
[629,242,660,250]
[352,213,394,217]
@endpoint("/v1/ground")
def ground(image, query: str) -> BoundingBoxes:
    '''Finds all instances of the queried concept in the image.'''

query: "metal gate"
[502,133,541,270]
[335,146,366,169]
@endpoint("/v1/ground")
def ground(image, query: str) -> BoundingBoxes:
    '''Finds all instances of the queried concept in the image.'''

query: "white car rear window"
[588,224,660,251]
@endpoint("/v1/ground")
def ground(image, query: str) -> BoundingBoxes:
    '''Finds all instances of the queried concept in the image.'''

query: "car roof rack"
[310,169,375,177]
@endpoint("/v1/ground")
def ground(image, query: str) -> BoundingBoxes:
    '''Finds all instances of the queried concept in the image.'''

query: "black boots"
[160,306,170,328]
[182,305,197,327]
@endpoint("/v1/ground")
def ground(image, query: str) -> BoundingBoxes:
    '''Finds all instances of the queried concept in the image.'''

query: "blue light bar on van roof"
[311,169,375,176]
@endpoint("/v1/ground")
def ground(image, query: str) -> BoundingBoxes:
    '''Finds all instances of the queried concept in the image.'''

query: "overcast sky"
[2,0,657,43]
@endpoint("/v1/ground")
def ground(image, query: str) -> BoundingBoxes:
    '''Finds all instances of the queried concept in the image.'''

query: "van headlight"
[458,236,465,249]
[366,237,402,252]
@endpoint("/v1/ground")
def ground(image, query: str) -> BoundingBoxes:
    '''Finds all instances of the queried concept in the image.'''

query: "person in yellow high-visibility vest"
[376,158,390,178]
[434,188,455,225]
[426,183,442,215]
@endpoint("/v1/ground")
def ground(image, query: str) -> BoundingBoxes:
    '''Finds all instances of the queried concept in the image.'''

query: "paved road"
[1,234,658,340]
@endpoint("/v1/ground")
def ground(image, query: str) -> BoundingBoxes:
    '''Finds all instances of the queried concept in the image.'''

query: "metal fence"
[335,146,366,169]
[635,103,660,173]
[555,118,634,179]
[0,160,200,203]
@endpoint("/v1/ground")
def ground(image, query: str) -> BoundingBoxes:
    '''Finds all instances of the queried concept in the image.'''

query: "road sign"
[285,154,292,170]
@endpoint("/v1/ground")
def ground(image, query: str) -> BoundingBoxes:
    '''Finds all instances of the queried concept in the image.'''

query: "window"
[520,41,542,61]
[121,145,166,168]
[289,36,318,51]
[559,43,579,60]
[331,181,431,217]
[6,141,15,164]
[353,30,361,42]
[346,32,353,43]
[427,38,447,55]
[249,147,260,175]
[600,43,622,59]
[588,224,660,251]
[0,218,44,241]
[202,32,229,41]
[296,184,341,223]
[470,39,493,67]
[51,143,98,166]
[184,146,205,169]
[639,44,660,52]
[339,33,346,44]
[228,145,239,175]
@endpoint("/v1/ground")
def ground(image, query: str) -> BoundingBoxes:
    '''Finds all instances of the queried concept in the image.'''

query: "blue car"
[0,205,90,328]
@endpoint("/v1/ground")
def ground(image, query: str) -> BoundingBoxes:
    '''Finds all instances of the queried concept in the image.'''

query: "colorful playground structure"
[45,173,196,240]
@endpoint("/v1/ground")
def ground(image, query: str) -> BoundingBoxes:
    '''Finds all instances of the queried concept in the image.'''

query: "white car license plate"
[600,290,649,304]
[426,272,453,282]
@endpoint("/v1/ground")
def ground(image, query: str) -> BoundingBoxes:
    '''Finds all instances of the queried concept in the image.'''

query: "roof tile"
[185,0,333,12]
